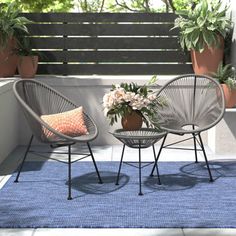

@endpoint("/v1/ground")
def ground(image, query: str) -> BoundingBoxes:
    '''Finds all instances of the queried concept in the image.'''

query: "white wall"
[0,81,19,165]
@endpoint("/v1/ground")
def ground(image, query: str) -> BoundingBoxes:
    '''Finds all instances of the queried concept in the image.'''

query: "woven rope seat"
[112,128,166,149]
[153,74,225,134]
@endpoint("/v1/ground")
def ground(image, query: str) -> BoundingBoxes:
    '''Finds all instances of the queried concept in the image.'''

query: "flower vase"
[121,110,143,131]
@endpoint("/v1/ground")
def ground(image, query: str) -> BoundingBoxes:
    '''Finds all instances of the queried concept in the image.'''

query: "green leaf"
[201,0,208,17]
[184,26,197,34]
[191,30,200,47]
[197,16,206,28]
[148,75,157,85]
[202,30,214,47]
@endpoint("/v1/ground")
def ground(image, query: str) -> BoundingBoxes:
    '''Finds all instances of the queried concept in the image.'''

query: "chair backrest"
[13,79,95,143]
[154,74,225,134]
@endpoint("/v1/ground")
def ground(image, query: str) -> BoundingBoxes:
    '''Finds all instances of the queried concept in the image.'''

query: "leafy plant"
[173,0,232,52]
[212,62,236,89]
[103,76,163,128]
[0,2,31,49]
[16,37,39,56]
[171,0,200,11]
[1,0,74,12]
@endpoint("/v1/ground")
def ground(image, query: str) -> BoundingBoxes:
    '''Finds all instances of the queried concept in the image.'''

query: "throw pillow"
[41,106,88,138]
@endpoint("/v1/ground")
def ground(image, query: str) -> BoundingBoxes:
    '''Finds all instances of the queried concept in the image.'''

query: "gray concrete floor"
[0,144,236,236]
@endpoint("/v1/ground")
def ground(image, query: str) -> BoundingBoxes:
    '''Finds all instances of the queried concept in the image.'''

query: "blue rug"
[1,160,236,228]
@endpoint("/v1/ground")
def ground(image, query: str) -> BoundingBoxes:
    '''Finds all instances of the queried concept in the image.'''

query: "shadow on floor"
[68,171,129,196]
[180,160,236,178]
[144,173,209,192]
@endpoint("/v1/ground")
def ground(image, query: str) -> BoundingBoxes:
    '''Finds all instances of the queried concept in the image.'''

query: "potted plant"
[212,62,236,108]
[0,2,31,77]
[16,37,39,78]
[102,76,163,131]
[173,0,232,75]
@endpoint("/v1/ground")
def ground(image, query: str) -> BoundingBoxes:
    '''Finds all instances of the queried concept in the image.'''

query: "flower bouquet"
[103,76,162,130]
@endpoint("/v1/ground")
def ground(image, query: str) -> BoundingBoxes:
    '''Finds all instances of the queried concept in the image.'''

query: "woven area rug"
[1,160,236,228]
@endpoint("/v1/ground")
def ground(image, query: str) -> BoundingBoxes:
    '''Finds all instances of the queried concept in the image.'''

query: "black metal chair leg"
[198,133,214,182]
[192,125,198,163]
[152,145,161,185]
[14,135,34,183]
[138,143,143,196]
[67,145,72,200]
[150,134,167,176]
[87,142,103,184]
[193,133,198,163]
[115,144,125,185]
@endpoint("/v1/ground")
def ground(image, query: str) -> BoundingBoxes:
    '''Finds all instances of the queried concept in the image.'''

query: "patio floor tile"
[183,228,236,236]
[25,145,112,162]
[34,228,184,236]
[0,228,35,236]
[111,144,214,162]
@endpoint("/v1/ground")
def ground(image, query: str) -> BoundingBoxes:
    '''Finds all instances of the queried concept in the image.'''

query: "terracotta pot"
[121,110,143,131]
[18,55,38,78]
[221,84,236,108]
[0,38,18,77]
[191,37,224,76]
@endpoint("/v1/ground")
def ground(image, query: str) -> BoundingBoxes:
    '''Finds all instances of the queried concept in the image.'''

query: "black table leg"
[138,142,143,196]
[115,144,126,185]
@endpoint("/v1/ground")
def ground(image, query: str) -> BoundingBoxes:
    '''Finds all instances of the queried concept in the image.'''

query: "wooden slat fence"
[21,13,192,75]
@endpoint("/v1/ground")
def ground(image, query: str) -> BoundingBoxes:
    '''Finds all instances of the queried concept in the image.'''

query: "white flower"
[147,94,156,101]
[124,92,135,102]
[103,92,116,109]
[103,93,110,104]
[112,88,126,104]
[130,100,145,110]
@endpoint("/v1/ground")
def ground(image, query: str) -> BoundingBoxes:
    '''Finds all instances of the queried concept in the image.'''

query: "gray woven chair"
[150,74,225,181]
[13,79,103,200]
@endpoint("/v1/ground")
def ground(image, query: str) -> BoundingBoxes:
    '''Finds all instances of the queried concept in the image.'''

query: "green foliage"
[172,0,200,11]
[0,2,31,49]
[15,37,39,56]
[106,0,166,13]
[74,0,104,12]
[212,62,236,89]
[173,0,232,52]
[16,0,73,12]
[0,0,206,12]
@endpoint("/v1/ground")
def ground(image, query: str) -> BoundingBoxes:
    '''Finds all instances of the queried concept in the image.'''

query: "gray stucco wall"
[0,81,19,165]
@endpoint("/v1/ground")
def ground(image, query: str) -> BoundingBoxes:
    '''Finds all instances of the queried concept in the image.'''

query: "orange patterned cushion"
[41,107,88,138]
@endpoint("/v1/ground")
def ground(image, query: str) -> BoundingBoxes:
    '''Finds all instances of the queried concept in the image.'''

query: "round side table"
[111,128,167,195]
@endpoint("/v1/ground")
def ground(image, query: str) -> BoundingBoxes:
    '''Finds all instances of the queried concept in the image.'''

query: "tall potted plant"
[16,37,39,78]
[173,0,232,75]
[0,2,31,77]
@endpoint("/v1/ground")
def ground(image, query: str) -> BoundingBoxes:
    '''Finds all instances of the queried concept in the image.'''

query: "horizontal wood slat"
[20,13,192,75]
[31,37,180,49]
[37,64,193,75]
[22,13,177,23]
[40,51,191,63]
[28,23,178,36]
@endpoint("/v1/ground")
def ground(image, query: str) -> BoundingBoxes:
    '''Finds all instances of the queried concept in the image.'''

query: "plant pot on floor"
[0,38,18,77]
[221,84,236,108]
[18,55,38,78]
[191,37,224,76]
